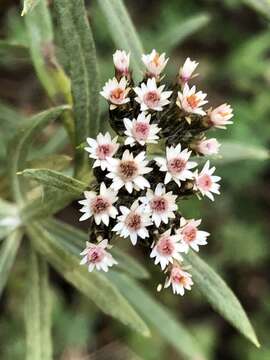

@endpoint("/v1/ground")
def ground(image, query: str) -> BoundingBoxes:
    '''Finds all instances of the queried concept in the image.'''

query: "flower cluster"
[79,49,233,296]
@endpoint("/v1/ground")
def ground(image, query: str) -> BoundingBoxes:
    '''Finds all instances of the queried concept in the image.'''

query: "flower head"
[177,217,209,253]
[78,182,118,225]
[112,201,152,245]
[85,132,119,171]
[179,57,198,84]
[134,78,172,112]
[142,49,169,78]
[194,160,221,201]
[100,77,130,109]
[150,229,183,270]
[208,103,233,129]
[113,50,130,77]
[177,83,208,116]
[165,266,193,296]
[106,150,152,193]
[155,144,197,187]
[196,138,221,156]
[80,239,117,272]
[140,183,177,227]
[124,112,160,147]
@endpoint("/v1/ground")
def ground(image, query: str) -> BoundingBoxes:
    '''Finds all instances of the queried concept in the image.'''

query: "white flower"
[140,183,177,227]
[196,138,221,156]
[78,182,118,225]
[155,144,197,187]
[179,57,198,83]
[124,112,160,147]
[113,50,130,76]
[106,150,152,193]
[194,160,221,201]
[134,78,172,112]
[208,103,233,129]
[84,132,119,171]
[150,229,183,270]
[177,217,209,253]
[164,266,193,296]
[112,201,152,245]
[177,83,208,116]
[142,49,169,78]
[100,77,130,109]
[80,239,117,272]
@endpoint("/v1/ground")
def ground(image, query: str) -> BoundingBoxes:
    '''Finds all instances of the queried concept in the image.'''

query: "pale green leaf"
[42,218,150,279]
[97,0,144,81]
[201,141,270,164]
[54,0,100,177]
[27,154,72,172]
[24,248,52,360]
[107,272,206,360]
[156,13,210,52]
[27,223,150,336]
[8,105,70,204]
[21,0,41,16]
[185,251,260,347]
[19,169,87,195]
[242,0,270,19]
[0,230,23,297]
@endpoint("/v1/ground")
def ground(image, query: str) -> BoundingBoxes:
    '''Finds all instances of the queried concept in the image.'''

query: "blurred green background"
[0,0,270,359]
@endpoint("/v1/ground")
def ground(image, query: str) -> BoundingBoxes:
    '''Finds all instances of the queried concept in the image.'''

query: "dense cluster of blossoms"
[79,49,233,296]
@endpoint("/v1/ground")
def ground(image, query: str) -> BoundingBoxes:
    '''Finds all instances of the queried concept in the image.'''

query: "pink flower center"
[197,174,212,191]
[118,160,138,181]
[144,91,160,108]
[186,94,199,109]
[171,269,189,286]
[91,196,110,214]
[150,196,168,213]
[125,212,142,231]
[88,246,105,264]
[168,157,186,174]
[110,88,125,103]
[96,144,114,160]
[133,122,150,140]
[156,236,174,256]
[182,225,197,243]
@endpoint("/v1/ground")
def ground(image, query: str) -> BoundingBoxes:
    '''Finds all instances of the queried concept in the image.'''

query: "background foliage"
[0,0,269,359]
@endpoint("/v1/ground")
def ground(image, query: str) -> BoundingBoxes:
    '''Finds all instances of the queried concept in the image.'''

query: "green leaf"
[0,199,21,240]
[184,251,260,347]
[242,0,270,19]
[107,272,206,360]
[42,218,150,280]
[24,248,52,360]
[97,0,144,81]
[205,141,270,164]
[21,0,40,16]
[8,105,70,204]
[27,223,150,336]
[0,230,23,297]
[19,169,87,195]
[156,13,210,52]
[54,0,100,177]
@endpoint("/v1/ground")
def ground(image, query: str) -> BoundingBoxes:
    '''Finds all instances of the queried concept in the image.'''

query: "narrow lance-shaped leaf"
[54,0,100,178]
[107,271,206,360]
[27,223,150,336]
[24,247,52,360]
[156,13,210,52]
[42,218,150,280]
[184,251,260,347]
[97,0,144,81]
[19,168,88,195]
[0,230,23,297]
[24,0,71,101]
[8,105,70,204]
